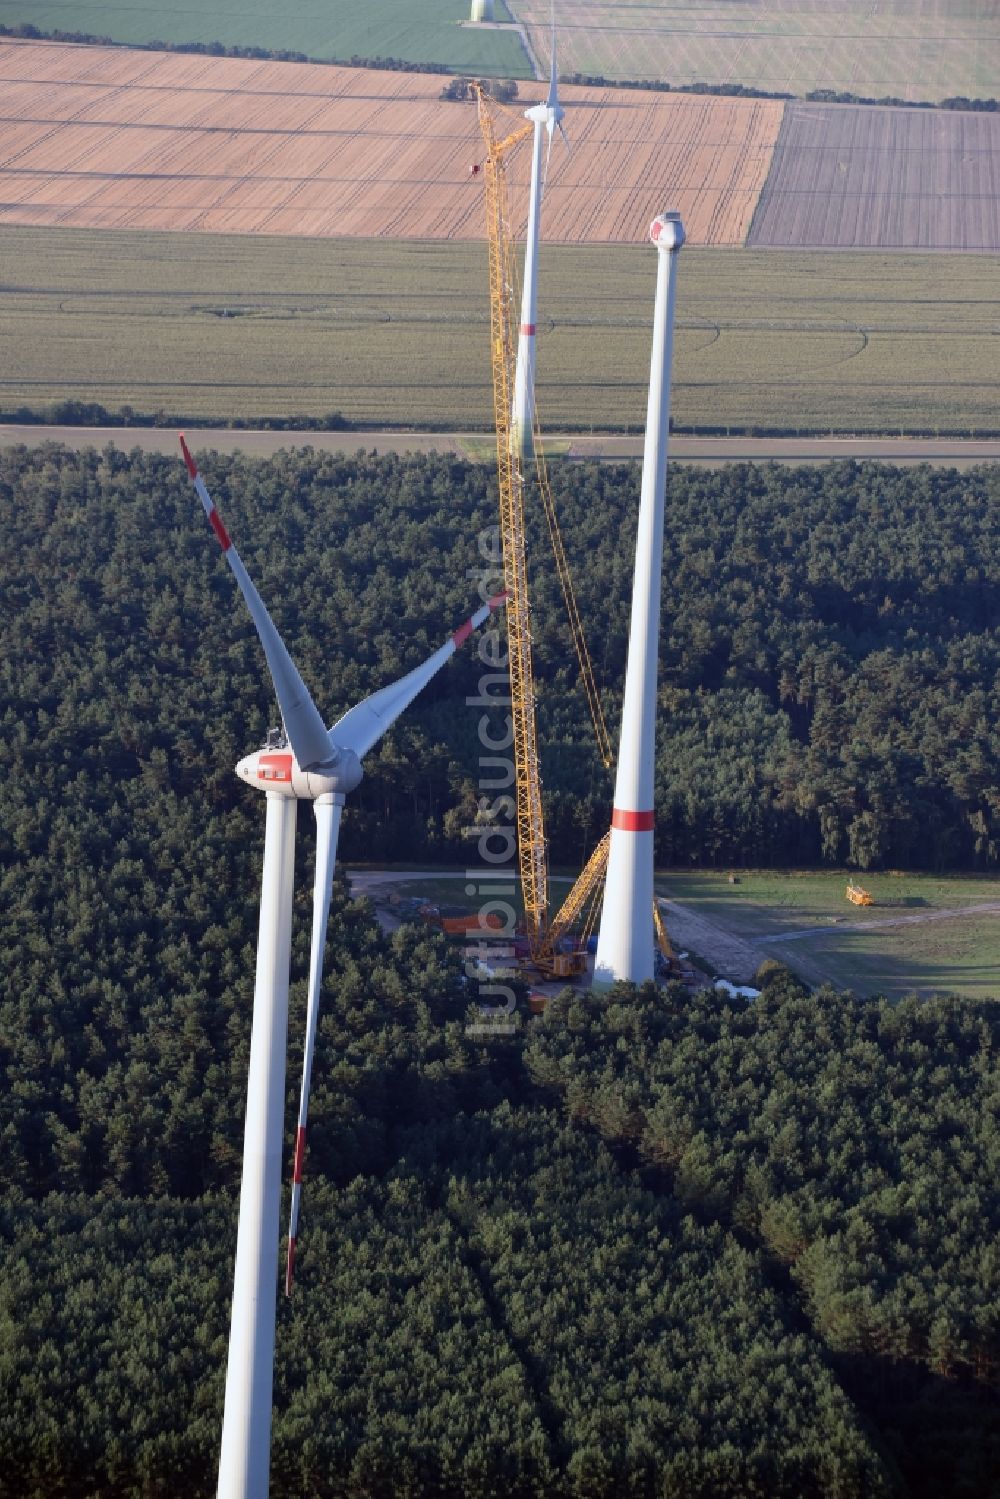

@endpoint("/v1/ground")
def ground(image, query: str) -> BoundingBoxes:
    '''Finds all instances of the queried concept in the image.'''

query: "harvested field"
[749,102,1000,251]
[0,0,528,76]
[515,0,998,104]
[0,225,996,434]
[0,40,783,245]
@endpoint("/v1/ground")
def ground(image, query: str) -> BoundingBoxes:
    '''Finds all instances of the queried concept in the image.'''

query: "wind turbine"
[593,211,685,989]
[178,436,506,1499]
[509,3,569,463]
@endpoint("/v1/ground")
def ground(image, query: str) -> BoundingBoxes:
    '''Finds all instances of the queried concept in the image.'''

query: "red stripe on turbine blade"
[178,433,198,478]
[208,508,232,552]
[452,618,475,648]
[292,1126,307,1185]
[520,323,536,335]
[489,591,508,610]
[612,808,655,832]
[285,1237,297,1297]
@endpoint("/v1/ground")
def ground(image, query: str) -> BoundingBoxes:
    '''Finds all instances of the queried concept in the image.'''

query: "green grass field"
[0,0,528,75]
[655,869,1000,1001]
[1,226,996,434]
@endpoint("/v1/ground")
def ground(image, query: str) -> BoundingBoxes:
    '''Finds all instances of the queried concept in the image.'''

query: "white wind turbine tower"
[178,436,505,1499]
[509,5,569,463]
[593,211,685,988]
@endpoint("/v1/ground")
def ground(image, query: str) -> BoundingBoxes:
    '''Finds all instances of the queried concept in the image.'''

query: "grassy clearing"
[655,869,1000,1000]
[0,0,528,74]
[655,869,1000,935]
[370,867,1000,1000]
[771,918,1000,1002]
[516,0,994,103]
[1,227,996,435]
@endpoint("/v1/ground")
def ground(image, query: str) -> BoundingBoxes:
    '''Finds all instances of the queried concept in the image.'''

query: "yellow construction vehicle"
[846,882,874,906]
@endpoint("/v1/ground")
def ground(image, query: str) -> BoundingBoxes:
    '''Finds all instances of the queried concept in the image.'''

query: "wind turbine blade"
[544,0,566,185]
[558,120,571,156]
[180,435,334,772]
[285,793,342,1296]
[330,593,507,760]
[547,0,558,109]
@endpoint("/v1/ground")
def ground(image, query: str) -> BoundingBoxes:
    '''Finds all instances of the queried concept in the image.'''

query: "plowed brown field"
[748,103,1000,251]
[0,40,783,244]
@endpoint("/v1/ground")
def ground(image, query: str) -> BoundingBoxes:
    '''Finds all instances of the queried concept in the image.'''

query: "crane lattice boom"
[475,87,550,954]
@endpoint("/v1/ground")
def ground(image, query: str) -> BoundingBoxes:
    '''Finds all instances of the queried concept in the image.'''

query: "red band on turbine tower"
[520,323,536,335]
[612,808,655,832]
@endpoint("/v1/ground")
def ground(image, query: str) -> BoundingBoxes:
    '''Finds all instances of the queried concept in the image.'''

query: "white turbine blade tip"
[180,433,230,542]
[179,432,197,478]
[331,591,508,759]
[454,589,508,646]
[285,1133,306,1294]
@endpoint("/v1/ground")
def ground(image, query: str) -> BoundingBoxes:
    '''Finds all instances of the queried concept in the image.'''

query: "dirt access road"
[4,425,997,469]
[655,898,763,984]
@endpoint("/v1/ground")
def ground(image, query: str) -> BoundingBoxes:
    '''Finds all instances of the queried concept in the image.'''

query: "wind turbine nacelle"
[526,100,556,124]
[236,746,363,800]
[650,212,685,251]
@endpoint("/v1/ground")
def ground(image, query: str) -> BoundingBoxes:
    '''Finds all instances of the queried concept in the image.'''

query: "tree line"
[2,445,998,876]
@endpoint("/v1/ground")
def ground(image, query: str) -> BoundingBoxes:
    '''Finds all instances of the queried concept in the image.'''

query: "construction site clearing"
[348,868,1000,1007]
[378,887,703,1006]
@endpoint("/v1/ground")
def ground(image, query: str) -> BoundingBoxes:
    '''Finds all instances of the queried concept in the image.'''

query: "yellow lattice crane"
[473,83,671,981]
[473,83,609,977]
[474,87,550,963]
